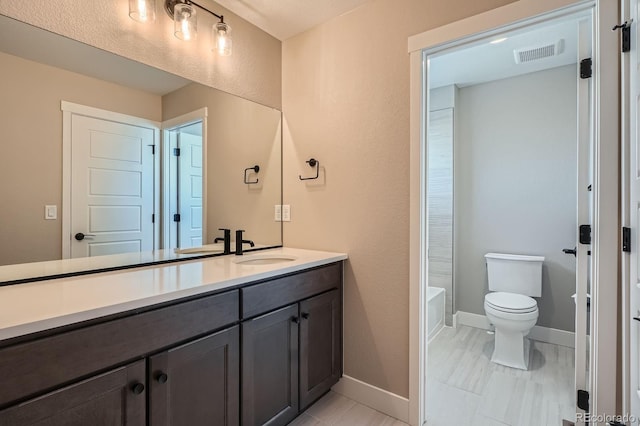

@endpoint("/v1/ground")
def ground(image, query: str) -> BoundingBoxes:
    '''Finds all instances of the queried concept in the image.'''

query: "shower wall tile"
[428,107,454,326]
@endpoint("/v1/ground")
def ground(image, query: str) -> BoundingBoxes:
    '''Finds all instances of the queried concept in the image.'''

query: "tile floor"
[295,325,575,426]
[291,391,408,426]
[427,325,576,426]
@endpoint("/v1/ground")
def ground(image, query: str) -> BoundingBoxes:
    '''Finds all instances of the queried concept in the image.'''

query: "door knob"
[74,232,95,241]
[562,247,577,257]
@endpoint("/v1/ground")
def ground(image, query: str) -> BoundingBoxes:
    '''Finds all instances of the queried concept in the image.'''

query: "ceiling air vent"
[513,39,564,64]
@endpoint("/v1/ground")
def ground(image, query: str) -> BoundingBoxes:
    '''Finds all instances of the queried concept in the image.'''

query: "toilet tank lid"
[485,253,545,262]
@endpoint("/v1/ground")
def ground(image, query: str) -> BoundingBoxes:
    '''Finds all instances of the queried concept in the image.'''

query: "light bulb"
[174,3,197,40]
[214,22,232,56]
[129,0,156,23]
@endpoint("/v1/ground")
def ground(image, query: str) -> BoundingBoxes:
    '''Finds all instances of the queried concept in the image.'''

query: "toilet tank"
[485,253,544,297]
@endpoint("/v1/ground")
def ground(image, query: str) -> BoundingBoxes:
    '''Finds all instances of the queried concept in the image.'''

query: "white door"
[574,15,594,426]
[629,0,640,418]
[70,114,156,258]
[177,132,203,248]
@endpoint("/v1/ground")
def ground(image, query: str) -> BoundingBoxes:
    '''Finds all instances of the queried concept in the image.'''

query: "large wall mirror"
[0,15,282,284]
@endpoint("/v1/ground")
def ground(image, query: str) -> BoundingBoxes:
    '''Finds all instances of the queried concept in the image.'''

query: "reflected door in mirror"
[69,112,156,258]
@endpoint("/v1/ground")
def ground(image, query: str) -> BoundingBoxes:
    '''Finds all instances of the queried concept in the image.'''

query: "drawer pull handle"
[131,383,145,395]
[291,316,299,324]
[301,312,310,319]
[156,373,169,384]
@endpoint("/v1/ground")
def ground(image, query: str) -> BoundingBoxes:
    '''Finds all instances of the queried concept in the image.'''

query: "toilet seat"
[485,292,537,313]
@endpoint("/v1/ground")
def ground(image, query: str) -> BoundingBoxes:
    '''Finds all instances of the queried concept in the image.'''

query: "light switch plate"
[282,205,291,222]
[274,204,282,221]
[45,205,57,220]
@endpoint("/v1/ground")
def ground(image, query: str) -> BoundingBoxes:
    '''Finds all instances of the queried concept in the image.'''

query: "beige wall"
[0,0,282,109]
[162,83,282,246]
[282,0,516,398]
[0,51,161,265]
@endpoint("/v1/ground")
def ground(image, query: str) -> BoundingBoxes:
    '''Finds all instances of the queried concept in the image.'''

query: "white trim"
[454,311,576,348]
[408,0,593,53]
[61,101,161,258]
[61,101,160,128]
[161,108,208,248]
[332,375,409,423]
[621,0,632,416]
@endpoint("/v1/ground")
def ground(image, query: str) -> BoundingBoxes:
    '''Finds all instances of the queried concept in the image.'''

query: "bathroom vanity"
[0,248,346,426]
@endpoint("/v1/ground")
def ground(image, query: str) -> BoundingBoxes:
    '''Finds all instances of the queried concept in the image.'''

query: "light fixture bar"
[164,0,224,22]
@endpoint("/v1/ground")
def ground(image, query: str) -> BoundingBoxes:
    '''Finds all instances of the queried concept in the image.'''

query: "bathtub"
[427,286,445,342]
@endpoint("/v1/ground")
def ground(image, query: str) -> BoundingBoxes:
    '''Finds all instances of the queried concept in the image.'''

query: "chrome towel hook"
[299,158,319,180]
[244,165,260,184]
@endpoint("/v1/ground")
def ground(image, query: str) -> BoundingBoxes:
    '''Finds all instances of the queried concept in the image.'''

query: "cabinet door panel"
[300,290,342,409]
[149,326,239,426]
[242,304,299,426]
[0,360,145,426]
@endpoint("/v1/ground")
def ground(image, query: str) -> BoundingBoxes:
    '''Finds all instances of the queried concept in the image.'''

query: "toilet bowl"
[484,253,544,370]
[484,292,538,369]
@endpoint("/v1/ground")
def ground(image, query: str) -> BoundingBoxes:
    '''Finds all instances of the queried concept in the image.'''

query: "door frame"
[161,108,208,249]
[408,0,619,425]
[61,101,161,259]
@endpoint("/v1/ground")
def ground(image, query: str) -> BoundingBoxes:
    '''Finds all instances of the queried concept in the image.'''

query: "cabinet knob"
[156,372,169,384]
[291,316,299,324]
[301,312,310,319]
[131,383,145,395]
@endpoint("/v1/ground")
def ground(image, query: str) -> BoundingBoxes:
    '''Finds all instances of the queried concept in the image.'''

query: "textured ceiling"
[212,0,373,40]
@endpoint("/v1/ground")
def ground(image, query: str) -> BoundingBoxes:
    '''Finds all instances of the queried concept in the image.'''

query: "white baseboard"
[453,310,575,348]
[332,375,409,423]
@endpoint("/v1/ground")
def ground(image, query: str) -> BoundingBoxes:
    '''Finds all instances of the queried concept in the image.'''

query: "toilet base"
[491,329,531,370]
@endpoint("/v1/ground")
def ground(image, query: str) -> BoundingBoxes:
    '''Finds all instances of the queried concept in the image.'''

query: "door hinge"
[623,227,631,252]
[577,389,589,411]
[579,224,591,245]
[580,58,592,79]
[152,213,155,224]
[173,213,181,222]
[613,21,632,53]
[173,148,181,156]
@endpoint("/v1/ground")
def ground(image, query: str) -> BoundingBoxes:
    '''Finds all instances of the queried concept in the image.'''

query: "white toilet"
[484,252,544,370]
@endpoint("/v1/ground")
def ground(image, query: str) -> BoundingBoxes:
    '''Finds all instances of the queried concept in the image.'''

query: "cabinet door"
[149,325,240,426]
[299,289,342,409]
[242,304,299,426]
[0,360,146,426]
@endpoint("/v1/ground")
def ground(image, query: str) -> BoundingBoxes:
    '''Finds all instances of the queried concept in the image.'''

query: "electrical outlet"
[45,205,57,220]
[274,204,282,221]
[282,205,291,222]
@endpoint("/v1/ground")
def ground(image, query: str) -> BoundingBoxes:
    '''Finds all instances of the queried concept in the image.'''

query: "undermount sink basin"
[233,253,297,266]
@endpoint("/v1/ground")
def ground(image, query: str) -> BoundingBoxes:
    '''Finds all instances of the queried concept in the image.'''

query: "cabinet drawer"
[0,290,239,408]
[242,263,342,319]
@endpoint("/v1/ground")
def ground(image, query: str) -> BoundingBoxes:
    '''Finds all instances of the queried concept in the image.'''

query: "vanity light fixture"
[166,0,232,55]
[129,0,232,55]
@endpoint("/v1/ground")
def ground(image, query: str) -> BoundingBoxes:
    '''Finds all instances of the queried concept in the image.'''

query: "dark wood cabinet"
[150,326,240,426]
[0,262,343,426]
[242,289,343,426]
[0,360,146,426]
[242,304,299,426]
[299,289,342,410]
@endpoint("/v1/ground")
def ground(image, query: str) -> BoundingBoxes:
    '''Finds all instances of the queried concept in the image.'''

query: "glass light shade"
[174,3,197,41]
[214,22,232,56]
[129,0,156,23]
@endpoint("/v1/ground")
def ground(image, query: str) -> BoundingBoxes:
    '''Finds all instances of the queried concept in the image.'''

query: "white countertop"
[0,247,347,342]
[0,242,263,284]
